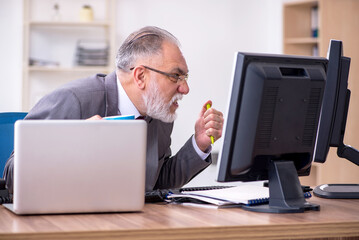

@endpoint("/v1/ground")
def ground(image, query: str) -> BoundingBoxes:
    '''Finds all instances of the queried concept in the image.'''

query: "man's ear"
[133,66,146,90]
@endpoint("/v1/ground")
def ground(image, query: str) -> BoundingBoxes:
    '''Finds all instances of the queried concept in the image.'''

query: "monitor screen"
[217,52,327,213]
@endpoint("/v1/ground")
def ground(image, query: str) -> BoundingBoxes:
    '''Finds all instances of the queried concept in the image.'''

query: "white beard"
[143,80,182,123]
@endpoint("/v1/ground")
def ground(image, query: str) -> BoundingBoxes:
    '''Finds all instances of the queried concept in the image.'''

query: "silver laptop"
[4,120,147,215]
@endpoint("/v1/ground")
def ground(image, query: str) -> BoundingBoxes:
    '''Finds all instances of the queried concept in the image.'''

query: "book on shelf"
[311,6,318,38]
[29,58,59,67]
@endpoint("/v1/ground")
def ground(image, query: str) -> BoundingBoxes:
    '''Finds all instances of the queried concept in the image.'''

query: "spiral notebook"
[167,184,313,208]
[167,184,270,207]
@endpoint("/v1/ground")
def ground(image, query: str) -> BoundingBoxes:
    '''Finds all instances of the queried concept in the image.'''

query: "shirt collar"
[117,76,142,119]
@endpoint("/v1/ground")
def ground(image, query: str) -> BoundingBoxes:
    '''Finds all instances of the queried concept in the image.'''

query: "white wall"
[0,0,283,185]
[0,0,23,111]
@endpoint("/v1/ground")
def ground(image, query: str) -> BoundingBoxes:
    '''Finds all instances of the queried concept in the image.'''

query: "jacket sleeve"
[154,136,212,190]
[3,152,14,194]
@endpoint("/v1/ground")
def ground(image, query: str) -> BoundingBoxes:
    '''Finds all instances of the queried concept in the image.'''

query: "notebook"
[3,120,147,215]
[167,184,270,207]
[166,184,313,208]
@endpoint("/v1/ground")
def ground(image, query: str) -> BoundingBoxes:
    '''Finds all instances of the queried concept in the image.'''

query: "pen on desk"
[206,103,215,144]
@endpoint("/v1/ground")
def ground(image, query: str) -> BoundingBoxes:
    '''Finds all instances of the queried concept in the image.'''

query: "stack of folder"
[75,39,109,66]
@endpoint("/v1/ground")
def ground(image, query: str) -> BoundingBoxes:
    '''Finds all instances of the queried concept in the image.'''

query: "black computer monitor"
[217,52,327,213]
[313,40,359,198]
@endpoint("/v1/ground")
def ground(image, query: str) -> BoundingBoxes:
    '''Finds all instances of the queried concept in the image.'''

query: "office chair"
[0,112,27,175]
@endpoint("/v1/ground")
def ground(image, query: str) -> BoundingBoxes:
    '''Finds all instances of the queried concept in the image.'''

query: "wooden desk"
[1,196,359,240]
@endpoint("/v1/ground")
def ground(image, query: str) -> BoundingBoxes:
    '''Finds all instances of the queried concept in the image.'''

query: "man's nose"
[178,80,189,95]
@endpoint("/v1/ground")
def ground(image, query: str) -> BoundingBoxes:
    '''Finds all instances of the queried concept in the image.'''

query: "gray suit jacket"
[3,72,211,193]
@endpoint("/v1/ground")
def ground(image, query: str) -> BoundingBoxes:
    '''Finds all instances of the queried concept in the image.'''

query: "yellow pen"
[206,103,215,144]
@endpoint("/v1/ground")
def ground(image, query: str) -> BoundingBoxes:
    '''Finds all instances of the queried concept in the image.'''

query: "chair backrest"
[0,112,27,176]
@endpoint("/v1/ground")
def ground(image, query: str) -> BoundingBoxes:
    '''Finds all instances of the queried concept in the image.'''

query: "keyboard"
[145,185,234,203]
[179,185,234,192]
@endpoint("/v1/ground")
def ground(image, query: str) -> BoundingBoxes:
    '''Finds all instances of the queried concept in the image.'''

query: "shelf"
[28,66,110,73]
[29,21,111,27]
[22,0,116,111]
[284,37,319,44]
[284,0,318,8]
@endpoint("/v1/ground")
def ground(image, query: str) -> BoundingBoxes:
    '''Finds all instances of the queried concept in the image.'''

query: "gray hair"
[115,26,180,72]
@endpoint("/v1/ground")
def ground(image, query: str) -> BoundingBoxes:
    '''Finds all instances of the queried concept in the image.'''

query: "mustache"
[170,93,183,105]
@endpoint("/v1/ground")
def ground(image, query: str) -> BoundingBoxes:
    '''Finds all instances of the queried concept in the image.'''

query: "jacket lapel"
[104,71,119,116]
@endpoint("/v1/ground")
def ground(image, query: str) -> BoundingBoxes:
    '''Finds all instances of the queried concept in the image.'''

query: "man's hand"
[195,100,224,152]
[86,115,103,120]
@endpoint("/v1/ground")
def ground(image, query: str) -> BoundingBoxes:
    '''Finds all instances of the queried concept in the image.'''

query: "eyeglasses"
[130,65,188,84]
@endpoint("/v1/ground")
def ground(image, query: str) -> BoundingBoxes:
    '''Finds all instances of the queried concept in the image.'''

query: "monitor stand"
[314,89,359,199]
[242,161,320,213]
[314,184,359,198]
[314,143,359,199]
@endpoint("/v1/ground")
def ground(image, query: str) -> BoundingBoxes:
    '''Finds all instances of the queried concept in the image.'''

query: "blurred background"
[1,0,358,187]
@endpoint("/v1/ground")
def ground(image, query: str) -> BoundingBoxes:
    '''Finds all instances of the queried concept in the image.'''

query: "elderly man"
[3,26,224,193]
